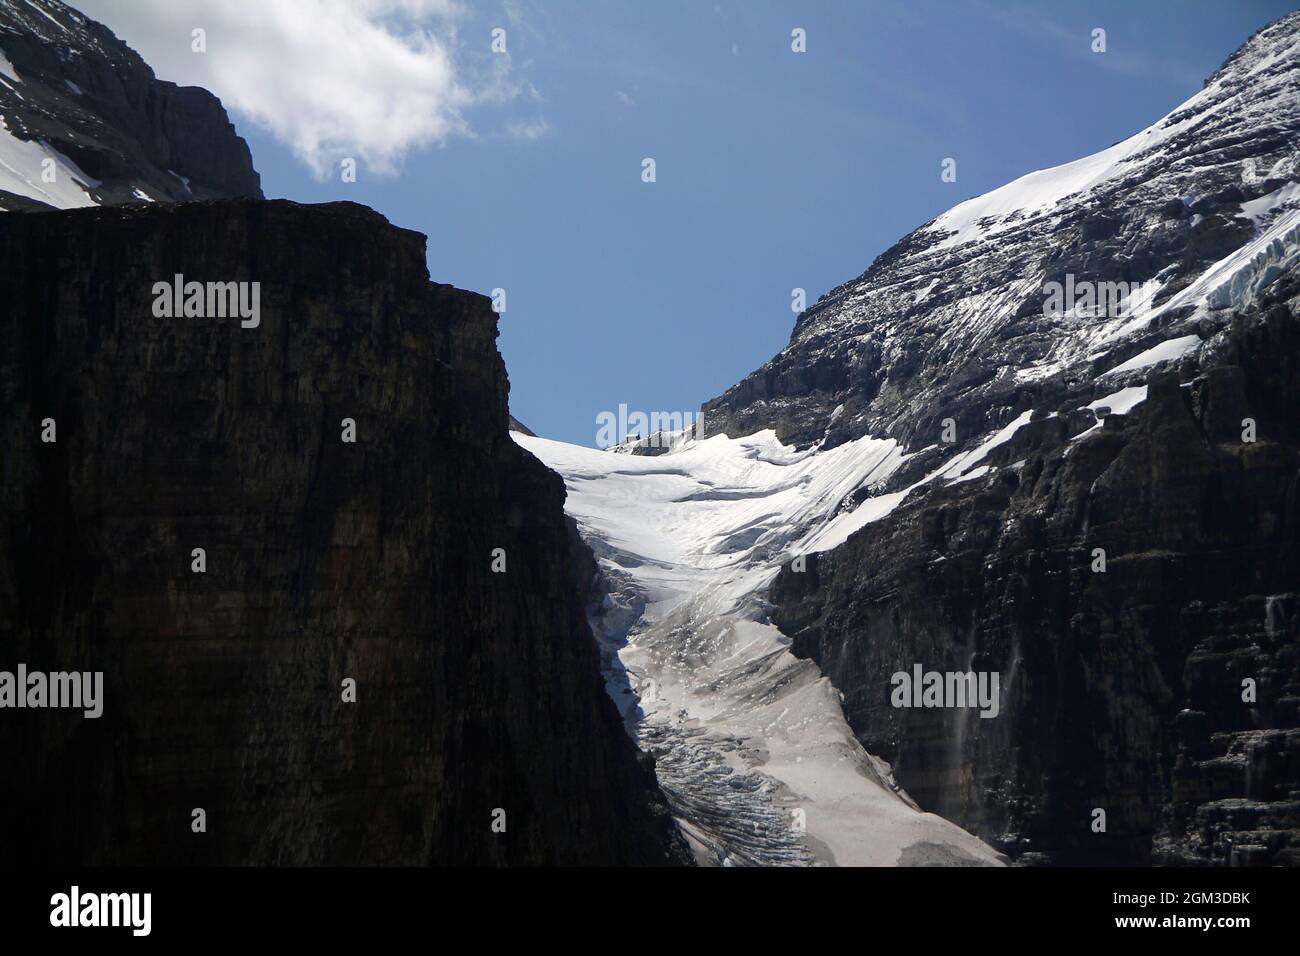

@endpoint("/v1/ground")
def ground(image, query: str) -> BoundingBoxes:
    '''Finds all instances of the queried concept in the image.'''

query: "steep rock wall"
[0,199,687,865]
[771,288,1300,866]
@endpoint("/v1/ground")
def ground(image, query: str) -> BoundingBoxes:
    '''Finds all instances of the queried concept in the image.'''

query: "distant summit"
[0,0,260,210]
[705,11,1300,452]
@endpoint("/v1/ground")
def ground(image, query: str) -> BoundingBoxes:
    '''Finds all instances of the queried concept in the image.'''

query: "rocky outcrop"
[704,12,1300,452]
[507,413,536,437]
[771,281,1300,865]
[0,0,261,209]
[692,9,1300,867]
[0,199,688,865]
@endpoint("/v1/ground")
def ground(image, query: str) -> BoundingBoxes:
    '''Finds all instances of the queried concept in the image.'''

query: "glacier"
[515,429,1005,866]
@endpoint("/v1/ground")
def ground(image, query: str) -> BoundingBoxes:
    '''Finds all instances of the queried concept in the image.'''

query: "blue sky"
[96,0,1298,446]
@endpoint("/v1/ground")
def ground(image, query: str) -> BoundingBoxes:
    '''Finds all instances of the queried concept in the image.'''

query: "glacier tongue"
[515,431,1004,866]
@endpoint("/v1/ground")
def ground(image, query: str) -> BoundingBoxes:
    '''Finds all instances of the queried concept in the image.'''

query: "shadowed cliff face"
[0,199,688,865]
[771,283,1300,866]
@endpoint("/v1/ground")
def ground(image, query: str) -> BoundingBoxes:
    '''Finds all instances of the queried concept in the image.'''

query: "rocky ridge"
[705,12,1300,454]
[717,14,1300,865]
[0,0,260,210]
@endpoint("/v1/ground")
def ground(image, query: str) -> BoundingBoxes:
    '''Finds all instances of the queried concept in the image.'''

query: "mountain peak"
[0,0,261,210]
[704,12,1300,452]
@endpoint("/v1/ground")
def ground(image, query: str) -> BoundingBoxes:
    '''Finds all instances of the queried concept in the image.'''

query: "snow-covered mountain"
[519,11,1300,865]
[0,0,259,210]
[705,11,1300,455]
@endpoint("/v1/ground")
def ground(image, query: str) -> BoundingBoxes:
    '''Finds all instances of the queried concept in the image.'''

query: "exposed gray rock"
[726,14,1300,865]
[705,13,1300,453]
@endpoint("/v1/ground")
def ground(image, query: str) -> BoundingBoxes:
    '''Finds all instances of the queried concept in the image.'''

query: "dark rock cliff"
[771,281,1300,865]
[0,0,261,209]
[0,199,688,865]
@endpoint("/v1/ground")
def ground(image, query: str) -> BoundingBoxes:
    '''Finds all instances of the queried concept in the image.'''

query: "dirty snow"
[516,429,1003,867]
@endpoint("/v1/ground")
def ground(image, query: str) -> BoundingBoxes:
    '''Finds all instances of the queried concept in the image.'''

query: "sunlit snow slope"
[516,429,1004,866]
[0,112,98,208]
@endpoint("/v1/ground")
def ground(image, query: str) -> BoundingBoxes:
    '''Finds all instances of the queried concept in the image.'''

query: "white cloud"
[74,0,522,178]
[504,118,548,141]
